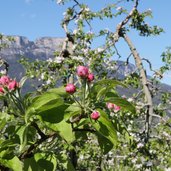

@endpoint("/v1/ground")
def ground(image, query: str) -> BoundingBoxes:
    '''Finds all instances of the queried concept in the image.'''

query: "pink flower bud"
[0,76,10,85]
[77,66,89,78]
[90,111,100,120]
[65,83,76,94]
[113,105,121,113]
[8,80,18,91]
[0,87,4,94]
[106,102,115,109]
[87,73,94,82]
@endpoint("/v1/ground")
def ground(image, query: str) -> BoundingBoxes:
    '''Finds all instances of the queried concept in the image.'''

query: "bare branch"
[19,133,57,160]
[142,58,163,78]
[113,0,139,42]
[31,122,47,139]
[123,34,153,142]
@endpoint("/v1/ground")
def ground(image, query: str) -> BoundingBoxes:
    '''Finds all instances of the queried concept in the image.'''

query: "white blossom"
[72,44,77,50]
[135,164,143,169]
[87,31,93,35]
[0,70,6,75]
[46,79,51,85]
[162,131,170,138]
[63,12,66,16]
[137,142,144,148]
[72,56,83,61]
[83,48,89,55]
[146,161,153,167]
[116,6,123,11]
[147,8,152,12]
[57,0,63,4]
[127,125,132,131]
[73,29,78,35]
[79,155,84,160]
[128,98,133,102]
[85,7,90,12]
[132,158,137,164]
[41,73,46,80]
[108,158,114,166]
[96,47,104,53]
[54,56,64,63]
[47,58,53,63]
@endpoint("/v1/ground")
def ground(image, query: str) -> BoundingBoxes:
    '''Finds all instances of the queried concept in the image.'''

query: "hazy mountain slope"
[0,35,171,99]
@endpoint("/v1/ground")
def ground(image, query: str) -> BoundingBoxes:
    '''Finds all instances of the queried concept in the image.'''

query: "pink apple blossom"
[106,102,115,109]
[90,111,100,120]
[77,66,89,78]
[0,87,4,94]
[113,105,121,112]
[106,102,121,112]
[65,83,76,94]
[0,75,10,85]
[87,73,94,82]
[8,80,18,91]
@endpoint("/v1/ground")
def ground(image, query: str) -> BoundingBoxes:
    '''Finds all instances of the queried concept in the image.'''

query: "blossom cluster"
[76,66,94,82]
[65,66,100,120]
[65,66,94,94]
[0,75,19,94]
[106,102,121,112]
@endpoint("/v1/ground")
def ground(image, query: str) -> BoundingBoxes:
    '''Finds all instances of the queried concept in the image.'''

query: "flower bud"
[106,102,115,109]
[8,80,18,91]
[87,73,94,82]
[77,66,89,78]
[0,87,4,94]
[0,75,10,85]
[113,105,121,112]
[90,111,100,120]
[65,83,76,94]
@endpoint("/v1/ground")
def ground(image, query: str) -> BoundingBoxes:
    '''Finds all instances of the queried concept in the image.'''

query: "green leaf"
[0,156,23,171]
[24,157,41,171]
[96,87,118,100]
[48,86,68,97]
[58,153,75,171]
[64,103,81,121]
[105,96,136,113]
[24,153,57,171]
[0,149,13,160]
[0,118,6,131]
[96,132,113,154]
[91,109,117,145]
[40,117,75,143]
[16,125,29,152]
[19,76,28,87]
[38,104,68,123]
[94,79,127,88]
[75,118,90,128]
[34,153,57,171]
[25,92,64,123]
[0,112,12,131]
[90,79,123,100]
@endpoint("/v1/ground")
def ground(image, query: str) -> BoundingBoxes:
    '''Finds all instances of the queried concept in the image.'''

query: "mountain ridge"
[0,35,171,97]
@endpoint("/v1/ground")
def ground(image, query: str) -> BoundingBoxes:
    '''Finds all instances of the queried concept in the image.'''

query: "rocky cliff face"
[1,35,64,59]
[0,35,137,80]
[0,35,171,115]
[0,35,64,78]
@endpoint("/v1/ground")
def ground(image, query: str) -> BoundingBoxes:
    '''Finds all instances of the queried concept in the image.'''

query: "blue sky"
[0,0,171,85]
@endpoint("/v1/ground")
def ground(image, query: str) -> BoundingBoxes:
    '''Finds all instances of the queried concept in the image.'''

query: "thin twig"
[73,128,96,133]
[19,133,57,160]
[123,34,153,142]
